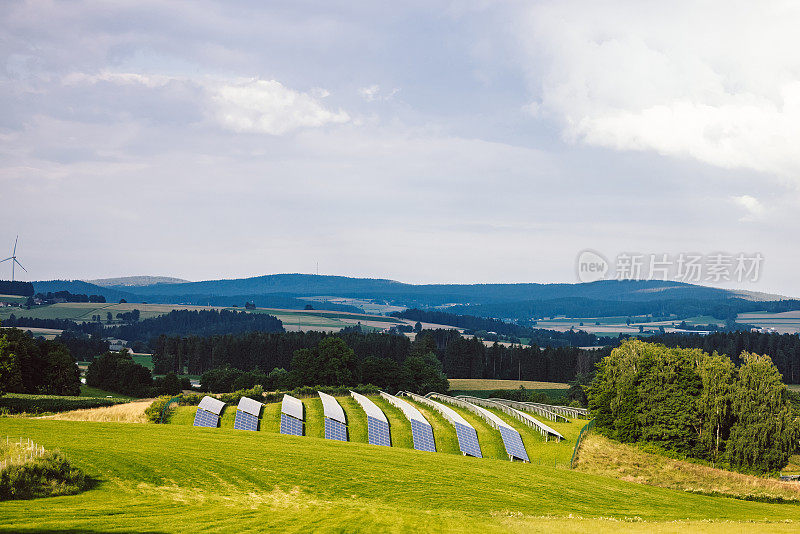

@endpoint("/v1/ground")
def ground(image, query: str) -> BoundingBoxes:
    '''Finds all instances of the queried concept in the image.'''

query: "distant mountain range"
[86,276,189,287]
[29,274,798,321]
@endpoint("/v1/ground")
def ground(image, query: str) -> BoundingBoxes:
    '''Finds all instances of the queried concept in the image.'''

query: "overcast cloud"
[2,1,799,295]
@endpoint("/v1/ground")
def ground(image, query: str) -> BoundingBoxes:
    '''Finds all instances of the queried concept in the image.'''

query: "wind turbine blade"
[14,259,27,272]
[13,235,18,256]
[0,257,12,263]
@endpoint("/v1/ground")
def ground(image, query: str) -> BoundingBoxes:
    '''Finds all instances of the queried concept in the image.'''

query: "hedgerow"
[0,394,127,415]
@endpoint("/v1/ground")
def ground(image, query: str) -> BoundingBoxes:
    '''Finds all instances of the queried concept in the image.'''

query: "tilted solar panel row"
[410,419,436,452]
[324,417,348,441]
[280,413,304,436]
[193,408,220,428]
[234,411,259,432]
[453,422,482,458]
[366,416,391,447]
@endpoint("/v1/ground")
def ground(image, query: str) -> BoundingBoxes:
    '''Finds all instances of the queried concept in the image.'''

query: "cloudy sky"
[2,1,799,295]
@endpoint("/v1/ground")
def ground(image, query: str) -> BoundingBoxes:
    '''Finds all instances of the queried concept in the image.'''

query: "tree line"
[392,308,603,346]
[0,328,80,396]
[589,339,797,473]
[153,328,606,384]
[106,309,285,344]
[446,297,800,322]
[198,337,449,395]
[85,350,190,397]
[35,291,106,303]
[648,331,800,384]
[0,281,34,296]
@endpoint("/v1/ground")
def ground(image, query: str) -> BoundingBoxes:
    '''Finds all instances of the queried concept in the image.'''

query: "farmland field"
[738,311,800,334]
[3,415,800,532]
[0,302,408,333]
[0,326,61,339]
[448,379,569,391]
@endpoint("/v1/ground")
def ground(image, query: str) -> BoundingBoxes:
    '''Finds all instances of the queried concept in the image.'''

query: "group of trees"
[0,281,34,296]
[152,328,605,387]
[0,328,80,396]
[649,331,800,384]
[589,339,797,472]
[34,291,106,303]
[85,350,189,397]
[107,309,284,344]
[198,336,448,394]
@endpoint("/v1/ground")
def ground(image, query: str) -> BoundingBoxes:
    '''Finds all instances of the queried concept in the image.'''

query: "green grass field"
[3,416,800,532]
[79,385,135,400]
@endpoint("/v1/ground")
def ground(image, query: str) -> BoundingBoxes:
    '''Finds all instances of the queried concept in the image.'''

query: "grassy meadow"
[4,415,800,532]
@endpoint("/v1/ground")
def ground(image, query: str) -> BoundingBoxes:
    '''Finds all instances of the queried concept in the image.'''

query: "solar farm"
[4,394,800,532]
[187,391,583,465]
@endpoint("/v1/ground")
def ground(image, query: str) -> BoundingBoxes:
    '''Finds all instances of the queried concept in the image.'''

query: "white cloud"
[211,78,350,135]
[56,72,350,136]
[733,194,765,221]
[358,84,399,102]
[515,1,800,179]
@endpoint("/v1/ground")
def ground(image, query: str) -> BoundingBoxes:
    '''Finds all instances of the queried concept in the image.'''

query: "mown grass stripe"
[403,398,460,455]
[370,395,413,449]
[304,397,325,439]
[339,396,368,444]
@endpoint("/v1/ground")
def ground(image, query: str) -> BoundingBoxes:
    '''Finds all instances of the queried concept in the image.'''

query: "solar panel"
[324,417,348,441]
[453,422,482,458]
[193,408,219,428]
[318,392,347,424]
[380,391,436,452]
[410,419,436,452]
[197,396,226,415]
[351,392,390,446]
[234,410,259,431]
[366,416,391,447]
[402,392,481,457]
[237,397,263,417]
[281,394,304,420]
[280,413,304,436]
[499,425,529,462]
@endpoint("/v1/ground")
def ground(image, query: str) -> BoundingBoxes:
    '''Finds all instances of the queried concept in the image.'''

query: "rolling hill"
[3,416,800,532]
[29,275,798,321]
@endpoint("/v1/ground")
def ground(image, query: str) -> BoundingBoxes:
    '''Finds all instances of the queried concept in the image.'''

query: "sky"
[2,1,800,296]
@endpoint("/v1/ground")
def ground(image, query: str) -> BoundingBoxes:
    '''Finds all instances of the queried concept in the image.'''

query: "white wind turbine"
[1,236,28,282]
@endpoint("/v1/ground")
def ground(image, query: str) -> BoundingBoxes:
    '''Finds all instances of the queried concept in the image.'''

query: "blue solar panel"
[324,417,348,441]
[454,422,482,458]
[499,425,529,462]
[280,413,304,436]
[410,419,436,452]
[366,416,391,447]
[193,408,219,428]
[234,410,259,431]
